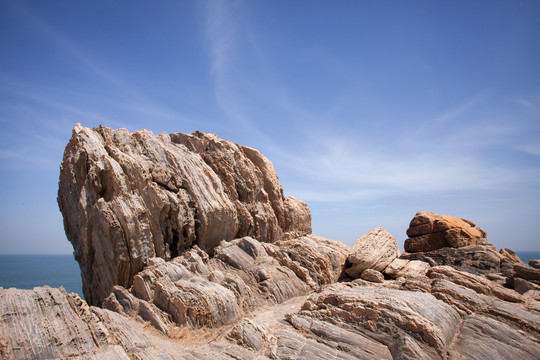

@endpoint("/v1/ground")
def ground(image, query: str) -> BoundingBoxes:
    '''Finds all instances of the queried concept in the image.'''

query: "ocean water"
[515,251,540,265]
[0,255,83,298]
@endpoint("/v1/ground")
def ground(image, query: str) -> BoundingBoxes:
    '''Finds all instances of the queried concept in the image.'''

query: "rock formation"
[405,211,489,252]
[57,125,311,305]
[400,211,514,275]
[2,125,539,359]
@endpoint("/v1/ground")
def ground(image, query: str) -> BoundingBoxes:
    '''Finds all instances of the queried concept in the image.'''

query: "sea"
[1,251,540,301]
[0,255,83,298]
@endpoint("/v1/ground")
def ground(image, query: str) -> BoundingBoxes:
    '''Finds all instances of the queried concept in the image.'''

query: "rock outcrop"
[400,211,511,275]
[58,125,311,306]
[103,235,349,332]
[405,211,488,252]
[3,126,537,359]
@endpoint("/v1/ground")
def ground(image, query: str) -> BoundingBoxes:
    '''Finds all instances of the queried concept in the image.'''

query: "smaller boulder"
[345,228,400,278]
[360,269,385,283]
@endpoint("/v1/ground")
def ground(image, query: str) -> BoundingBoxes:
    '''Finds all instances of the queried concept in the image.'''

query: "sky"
[1,1,539,254]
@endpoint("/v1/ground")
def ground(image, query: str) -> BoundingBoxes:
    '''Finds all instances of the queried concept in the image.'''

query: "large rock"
[405,211,488,252]
[344,227,400,278]
[58,125,311,305]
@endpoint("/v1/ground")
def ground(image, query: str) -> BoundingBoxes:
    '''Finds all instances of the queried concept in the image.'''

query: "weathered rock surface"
[0,286,174,360]
[405,211,488,252]
[383,258,431,279]
[344,227,400,278]
[401,244,505,275]
[103,235,349,332]
[58,125,311,306]
[5,126,532,360]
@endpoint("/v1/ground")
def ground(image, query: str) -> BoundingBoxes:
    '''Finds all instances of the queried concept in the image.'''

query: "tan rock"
[384,258,431,279]
[405,211,488,252]
[58,125,311,305]
[345,228,400,278]
[360,269,385,283]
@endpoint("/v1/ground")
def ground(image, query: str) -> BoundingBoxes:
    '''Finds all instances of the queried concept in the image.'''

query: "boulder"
[58,125,311,305]
[360,269,385,283]
[344,228,400,278]
[405,211,488,252]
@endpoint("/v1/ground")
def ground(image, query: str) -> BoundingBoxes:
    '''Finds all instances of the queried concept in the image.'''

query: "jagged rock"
[360,269,384,283]
[530,259,540,269]
[499,248,524,264]
[266,235,350,290]
[58,125,311,306]
[405,211,488,252]
[400,244,503,274]
[112,235,348,331]
[344,228,399,278]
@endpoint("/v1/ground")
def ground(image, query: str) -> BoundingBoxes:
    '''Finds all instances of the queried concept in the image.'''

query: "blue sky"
[1,1,539,254]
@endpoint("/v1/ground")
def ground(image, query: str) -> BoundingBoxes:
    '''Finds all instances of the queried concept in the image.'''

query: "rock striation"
[3,126,539,359]
[58,125,311,306]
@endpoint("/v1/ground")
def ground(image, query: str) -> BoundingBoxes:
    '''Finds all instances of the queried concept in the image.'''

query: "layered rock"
[103,235,349,332]
[33,126,540,360]
[0,286,174,359]
[405,211,488,252]
[344,227,400,278]
[58,125,311,305]
[400,211,512,275]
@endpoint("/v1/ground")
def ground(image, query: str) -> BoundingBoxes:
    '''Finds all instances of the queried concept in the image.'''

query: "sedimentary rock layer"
[58,125,311,305]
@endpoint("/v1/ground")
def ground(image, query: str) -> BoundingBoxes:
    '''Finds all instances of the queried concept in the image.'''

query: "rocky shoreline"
[1,125,539,359]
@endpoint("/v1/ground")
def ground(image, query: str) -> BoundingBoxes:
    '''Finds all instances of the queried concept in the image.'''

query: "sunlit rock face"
[57,124,311,306]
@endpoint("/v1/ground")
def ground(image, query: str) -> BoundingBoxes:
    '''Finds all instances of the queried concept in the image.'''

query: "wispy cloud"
[7,2,191,129]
